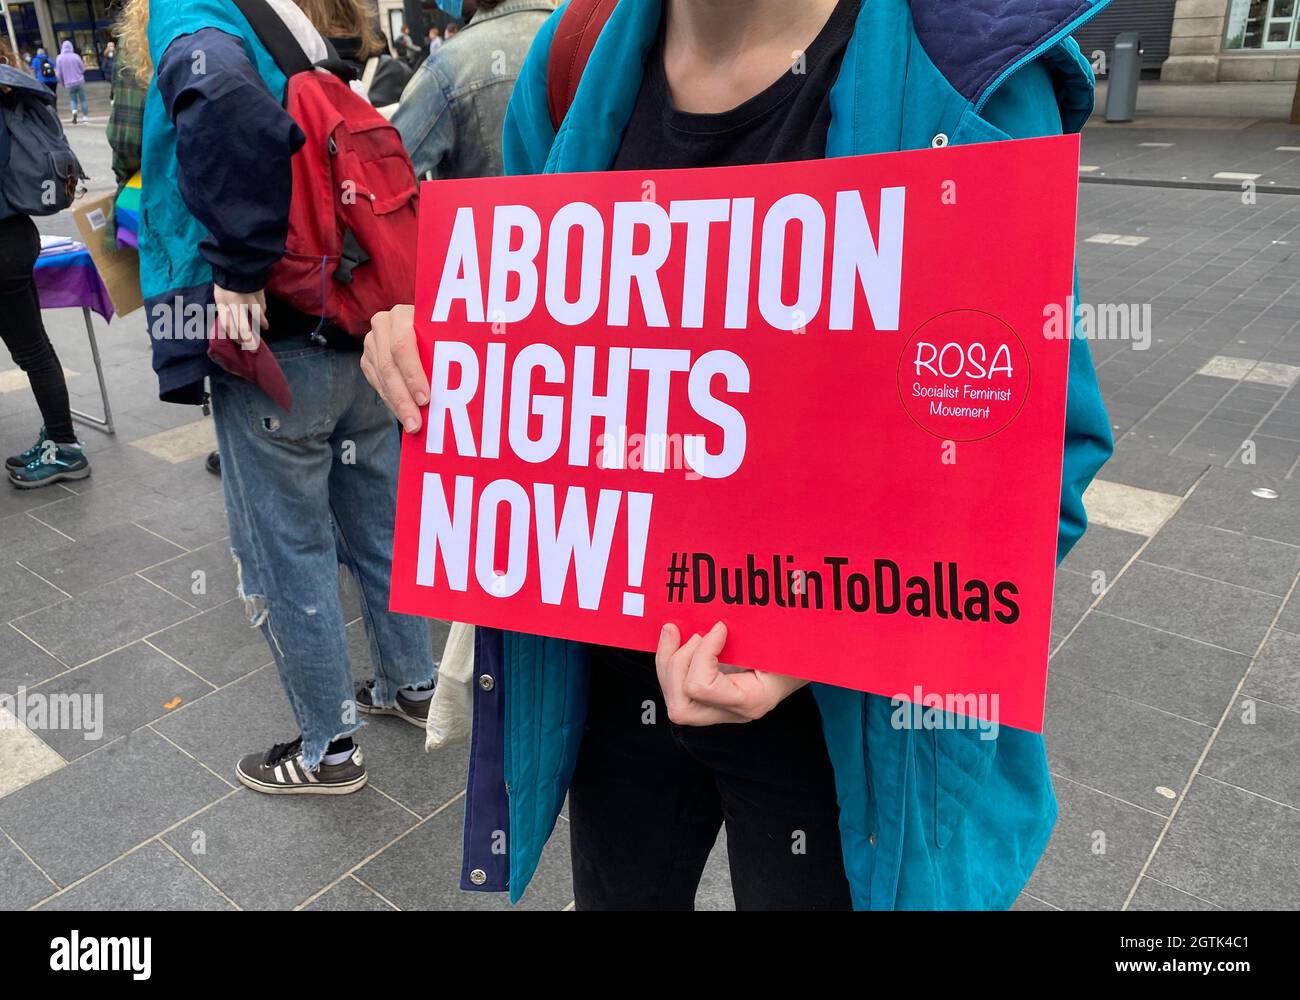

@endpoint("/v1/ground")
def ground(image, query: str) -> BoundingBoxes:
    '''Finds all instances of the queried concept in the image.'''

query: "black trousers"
[569,647,853,911]
[0,215,76,444]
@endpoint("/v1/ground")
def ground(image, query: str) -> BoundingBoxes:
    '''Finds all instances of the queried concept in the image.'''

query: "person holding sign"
[365,0,1114,910]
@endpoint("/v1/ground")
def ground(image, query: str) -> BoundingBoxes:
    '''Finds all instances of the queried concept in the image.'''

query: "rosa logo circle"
[896,309,1030,442]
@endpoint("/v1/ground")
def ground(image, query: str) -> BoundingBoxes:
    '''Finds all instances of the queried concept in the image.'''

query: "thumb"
[697,621,727,662]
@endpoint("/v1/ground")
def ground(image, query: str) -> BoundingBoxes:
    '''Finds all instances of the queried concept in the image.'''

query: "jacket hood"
[60,41,75,54]
[0,64,56,103]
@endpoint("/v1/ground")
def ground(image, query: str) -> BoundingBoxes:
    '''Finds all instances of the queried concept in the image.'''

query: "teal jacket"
[476,0,1114,909]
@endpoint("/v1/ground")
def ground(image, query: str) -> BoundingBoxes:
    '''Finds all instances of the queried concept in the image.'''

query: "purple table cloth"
[33,243,115,323]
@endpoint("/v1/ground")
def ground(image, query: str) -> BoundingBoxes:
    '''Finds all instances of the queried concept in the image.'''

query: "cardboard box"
[72,191,144,317]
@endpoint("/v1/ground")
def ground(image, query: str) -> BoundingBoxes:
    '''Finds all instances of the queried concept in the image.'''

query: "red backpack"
[239,0,418,334]
[211,0,419,409]
[546,0,618,130]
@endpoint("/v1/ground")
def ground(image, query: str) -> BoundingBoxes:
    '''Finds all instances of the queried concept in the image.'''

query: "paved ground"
[0,82,1297,911]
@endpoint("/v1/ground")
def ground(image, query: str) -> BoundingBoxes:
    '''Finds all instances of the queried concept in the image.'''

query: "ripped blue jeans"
[210,337,435,769]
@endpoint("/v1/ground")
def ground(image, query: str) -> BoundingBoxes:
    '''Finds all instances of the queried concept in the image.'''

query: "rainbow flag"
[114,172,141,250]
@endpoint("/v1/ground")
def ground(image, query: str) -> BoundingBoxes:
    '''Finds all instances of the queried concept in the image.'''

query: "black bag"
[0,65,87,219]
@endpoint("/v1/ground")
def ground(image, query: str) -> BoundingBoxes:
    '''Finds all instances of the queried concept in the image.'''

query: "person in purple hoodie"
[54,40,87,124]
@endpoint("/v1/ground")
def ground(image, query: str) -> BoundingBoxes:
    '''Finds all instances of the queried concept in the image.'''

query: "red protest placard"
[390,134,1081,733]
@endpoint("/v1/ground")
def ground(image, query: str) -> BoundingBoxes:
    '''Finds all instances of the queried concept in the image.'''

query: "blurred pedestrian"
[102,40,117,85]
[30,47,56,96]
[393,22,418,66]
[392,0,552,180]
[55,40,87,123]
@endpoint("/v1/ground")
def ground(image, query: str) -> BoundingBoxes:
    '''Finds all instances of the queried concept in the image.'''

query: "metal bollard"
[1104,31,1142,124]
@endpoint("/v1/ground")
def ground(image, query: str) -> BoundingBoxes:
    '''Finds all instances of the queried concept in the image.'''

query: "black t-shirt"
[596,0,859,677]
[612,0,860,173]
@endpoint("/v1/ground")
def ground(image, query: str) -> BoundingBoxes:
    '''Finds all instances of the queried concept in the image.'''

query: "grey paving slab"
[1095,560,1280,655]
[38,442,174,496]
[0,482,69,521]
[1044,673,1211,814]
[1012,893,1058,911]
[0,512,74,565]
[21,480,172,543]
[1023,777,1165,911]
[0,562,66,622]
[1061,524,1147,580]
[1177,469,1300,545]
[18,522,186,597]
[152,666,296,781]
[1141,520,1300,597]
[35,842,234,911]
[1148,777,1300,911]
[304,875,398,911]
[147,599,271,687]
[359,715,467,818]
[139,541,240,611]
[1202,696,1300,810]
[132,492,229,551]
[1278,589,1300,635]
[29,642,213,761]
[12,573,196,668]
[0,625,67,691]
[1245,629,1300,713]
[1127,877,1221,912]
[1051,568,1097,640]
[356,797,572,911]
[0,833,56,911]
[0,727,231,887]
[161,787,419,910]
[1051,613,1250,725]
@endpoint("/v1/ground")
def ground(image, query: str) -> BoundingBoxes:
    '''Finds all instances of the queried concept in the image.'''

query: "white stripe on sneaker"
[302,760,318,782]
[285,762,301,784]
[273,764,285,783]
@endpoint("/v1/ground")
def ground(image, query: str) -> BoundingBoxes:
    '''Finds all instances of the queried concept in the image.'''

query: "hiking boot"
[5,427,48,470]
[235,737,367,796]
[356,679,433,729]
[8,442,90,489]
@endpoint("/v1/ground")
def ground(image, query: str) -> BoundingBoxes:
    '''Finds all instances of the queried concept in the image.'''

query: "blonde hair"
[119,0,151,80]
[118,0,384,83]
[0,38,15,66]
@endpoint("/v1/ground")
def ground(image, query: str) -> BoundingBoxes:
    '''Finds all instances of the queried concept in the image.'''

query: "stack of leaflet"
[38,236,81,258]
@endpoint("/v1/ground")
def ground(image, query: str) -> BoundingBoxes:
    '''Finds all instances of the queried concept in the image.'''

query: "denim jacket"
[392,0,554,180]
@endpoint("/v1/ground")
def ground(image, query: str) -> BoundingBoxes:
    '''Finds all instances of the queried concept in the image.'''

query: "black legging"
[0,214,77,444]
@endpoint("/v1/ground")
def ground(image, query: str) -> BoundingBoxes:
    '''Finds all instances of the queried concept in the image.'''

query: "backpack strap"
[546,0,618,131]
[230,0,314,77]
[361,55,381,95]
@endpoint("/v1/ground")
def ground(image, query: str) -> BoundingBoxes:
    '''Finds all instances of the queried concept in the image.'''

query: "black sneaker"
[355,679,433,729]
[206,450,221,476]
[235,737,367,795]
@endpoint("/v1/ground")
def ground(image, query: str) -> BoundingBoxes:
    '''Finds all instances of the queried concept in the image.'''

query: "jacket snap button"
[868,833,877,846]
[478,674,495,692]
[931,132,948,148]
[469,868,487,885]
